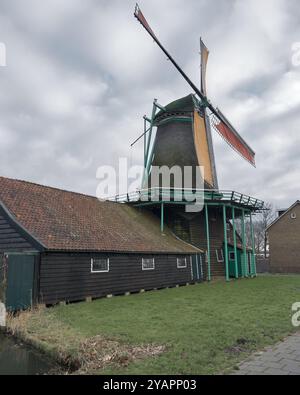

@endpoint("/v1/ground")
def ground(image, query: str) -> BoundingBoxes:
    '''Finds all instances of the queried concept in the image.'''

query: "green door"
[6,255,35,311]
[227,246,243,278]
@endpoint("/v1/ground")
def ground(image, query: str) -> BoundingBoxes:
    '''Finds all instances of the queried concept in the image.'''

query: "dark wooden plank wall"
[0,212,35,252]
[39,252,195,304]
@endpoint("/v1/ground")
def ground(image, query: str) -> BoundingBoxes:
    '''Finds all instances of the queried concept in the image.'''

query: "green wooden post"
[250,211,257,277]
[161,203,164,233]
[241,209,248,278]
[232,207,239,279]
[223,205,230,282]
[143,117,147,168]
[205,204,211,282]
[142,100,158,186]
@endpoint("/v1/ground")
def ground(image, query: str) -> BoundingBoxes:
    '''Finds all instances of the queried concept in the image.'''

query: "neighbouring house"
[0,177,203,311]
[267,201,300,273]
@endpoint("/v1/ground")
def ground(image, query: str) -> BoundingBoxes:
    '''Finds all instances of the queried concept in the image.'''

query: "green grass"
[11,275,300,374]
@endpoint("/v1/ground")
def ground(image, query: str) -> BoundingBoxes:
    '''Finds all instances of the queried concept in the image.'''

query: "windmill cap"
[154,94,200,123]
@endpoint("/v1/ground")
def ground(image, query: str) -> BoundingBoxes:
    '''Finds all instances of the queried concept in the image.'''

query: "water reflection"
[0,332,56,375]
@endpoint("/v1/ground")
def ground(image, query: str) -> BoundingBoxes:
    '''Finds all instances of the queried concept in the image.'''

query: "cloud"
[0,0,299,209]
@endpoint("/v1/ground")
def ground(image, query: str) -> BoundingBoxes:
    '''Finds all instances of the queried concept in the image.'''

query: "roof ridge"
[266,200,300,231]
[0,175,100,201]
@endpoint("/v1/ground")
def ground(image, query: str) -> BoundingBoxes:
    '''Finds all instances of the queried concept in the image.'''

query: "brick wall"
[268,203,300,273]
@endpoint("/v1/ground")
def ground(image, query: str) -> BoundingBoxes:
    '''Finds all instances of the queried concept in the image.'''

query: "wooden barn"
[267,201,300,274]
[0,177,203,311]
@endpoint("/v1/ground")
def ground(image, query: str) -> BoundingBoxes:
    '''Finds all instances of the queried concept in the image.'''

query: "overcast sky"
[0,0,299,209]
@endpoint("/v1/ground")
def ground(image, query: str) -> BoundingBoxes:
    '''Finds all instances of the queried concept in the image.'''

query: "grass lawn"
[8,275,300,374]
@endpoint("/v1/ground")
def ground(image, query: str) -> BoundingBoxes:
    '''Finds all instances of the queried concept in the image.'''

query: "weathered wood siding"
[39,252,196,304]
[0,210,35,252]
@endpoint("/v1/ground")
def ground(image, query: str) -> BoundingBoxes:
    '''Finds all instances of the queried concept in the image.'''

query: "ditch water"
[0,331,57,375]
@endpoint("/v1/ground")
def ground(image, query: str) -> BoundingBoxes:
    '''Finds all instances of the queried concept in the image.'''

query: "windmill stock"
[134,3,256,168]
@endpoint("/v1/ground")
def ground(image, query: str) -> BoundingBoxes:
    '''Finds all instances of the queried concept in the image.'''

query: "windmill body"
[149,94,218,190]
[123,4,265,282]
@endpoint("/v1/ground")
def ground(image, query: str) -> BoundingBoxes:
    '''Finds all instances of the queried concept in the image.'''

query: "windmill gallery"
[0,4,265,313]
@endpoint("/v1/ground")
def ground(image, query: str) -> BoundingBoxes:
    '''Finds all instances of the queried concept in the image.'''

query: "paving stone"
[282,362,300,374]
[231,333,300,376]
[263,368,288,375]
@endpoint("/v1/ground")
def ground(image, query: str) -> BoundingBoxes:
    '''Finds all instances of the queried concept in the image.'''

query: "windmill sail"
[134,3,256,167]
[134,4,202,100]
[200,39,209,97]
[193,109,215,187]
[211,108,256,166]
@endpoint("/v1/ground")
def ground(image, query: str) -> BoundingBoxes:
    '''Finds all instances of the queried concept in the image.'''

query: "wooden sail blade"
[194,110,214,188]
[134,3,157,39]
[134,4,205,102]
[200,39,209,97]
[210,109,256,166]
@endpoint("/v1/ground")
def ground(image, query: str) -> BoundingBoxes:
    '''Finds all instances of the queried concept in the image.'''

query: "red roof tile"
[0,177,200,254]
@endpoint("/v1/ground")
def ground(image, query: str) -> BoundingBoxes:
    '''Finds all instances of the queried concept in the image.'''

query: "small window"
[142,258,155,270]
[177,257,187,269]
[229,251,235,261]
[291,212,297,219]
[91,258,109,273]
[216,249,224,263]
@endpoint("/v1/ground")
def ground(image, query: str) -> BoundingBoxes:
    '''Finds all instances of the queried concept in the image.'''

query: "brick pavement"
[232,332,300,375]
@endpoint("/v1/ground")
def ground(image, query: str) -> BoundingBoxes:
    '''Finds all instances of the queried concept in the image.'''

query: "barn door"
[5,255,35,311]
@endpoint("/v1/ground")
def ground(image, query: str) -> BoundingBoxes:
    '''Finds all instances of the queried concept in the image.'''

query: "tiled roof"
[0,176,200,254]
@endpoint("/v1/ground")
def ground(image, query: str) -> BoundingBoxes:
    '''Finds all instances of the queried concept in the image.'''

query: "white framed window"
[229,251,235,261]
[142,258,155,270]
[216,249,224,263]
[177,257,187,269]
[291,212,297,219]
[91,258,109,273]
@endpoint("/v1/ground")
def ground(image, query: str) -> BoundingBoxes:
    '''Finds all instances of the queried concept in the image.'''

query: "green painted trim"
[143,100,158,186]
[143,118,147,168]
[250,212,257,277]
[156,117,193,126]
[195,254,200,280]
[232,207,239,279]
[205,204,211,282]
[161,203,164,233]
[223,205,230,282]
[241,209,248,278]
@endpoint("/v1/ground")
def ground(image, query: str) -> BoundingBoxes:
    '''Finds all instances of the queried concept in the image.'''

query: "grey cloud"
[0,0,299,208]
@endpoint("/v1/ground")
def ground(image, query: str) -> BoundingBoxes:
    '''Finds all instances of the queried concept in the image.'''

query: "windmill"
[133,4,255,192]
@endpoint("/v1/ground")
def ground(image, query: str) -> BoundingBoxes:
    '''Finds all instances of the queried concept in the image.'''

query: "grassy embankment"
[7,275,300,374]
